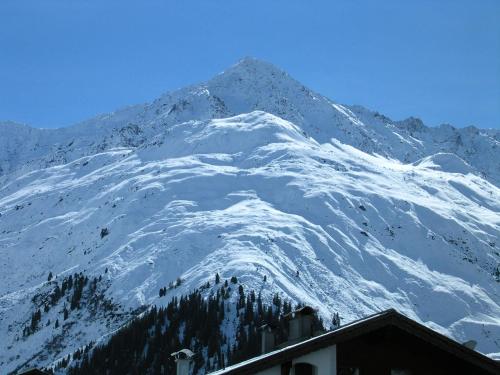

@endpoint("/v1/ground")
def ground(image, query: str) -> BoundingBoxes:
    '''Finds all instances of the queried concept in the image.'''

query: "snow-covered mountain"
[1,58,499,184]
[0,58,499,373]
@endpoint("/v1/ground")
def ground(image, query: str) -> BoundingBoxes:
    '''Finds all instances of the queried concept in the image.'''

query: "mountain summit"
[0,59,499,372]
[2,58,499,184]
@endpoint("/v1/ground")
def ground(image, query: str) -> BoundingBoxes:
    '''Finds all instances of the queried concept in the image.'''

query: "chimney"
[259,323,277,354]
[171,349,194,375]
[284,306,315,343]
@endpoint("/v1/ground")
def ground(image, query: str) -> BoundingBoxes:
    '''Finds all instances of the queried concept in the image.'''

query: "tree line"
[67,274,325,374]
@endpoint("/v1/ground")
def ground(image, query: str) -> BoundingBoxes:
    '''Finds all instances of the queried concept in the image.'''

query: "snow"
[0,58,499,372]
[414,153,474,175]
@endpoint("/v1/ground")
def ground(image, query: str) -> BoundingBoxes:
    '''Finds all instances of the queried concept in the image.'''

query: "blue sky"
[1,0,499,129]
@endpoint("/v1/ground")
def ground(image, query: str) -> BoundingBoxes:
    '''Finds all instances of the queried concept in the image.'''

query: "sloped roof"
[283,305,316,319]
[171,348,195,359]
[209,309,500,375]
[17,369,50,375]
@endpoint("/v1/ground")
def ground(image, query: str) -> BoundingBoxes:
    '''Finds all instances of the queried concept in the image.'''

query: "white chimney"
[171,349,194,375]
[259,323,277,354]
[284,306,315,343]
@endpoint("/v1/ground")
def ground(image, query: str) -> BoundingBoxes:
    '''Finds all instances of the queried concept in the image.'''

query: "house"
[208,308,500,375]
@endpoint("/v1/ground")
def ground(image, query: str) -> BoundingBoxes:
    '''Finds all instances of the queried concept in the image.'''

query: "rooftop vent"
[462,340,477,350]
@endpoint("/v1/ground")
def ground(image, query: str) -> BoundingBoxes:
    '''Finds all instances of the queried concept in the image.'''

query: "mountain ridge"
[1,58,499,184]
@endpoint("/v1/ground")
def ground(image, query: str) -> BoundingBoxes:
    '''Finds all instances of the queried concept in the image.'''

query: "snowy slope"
[0,59,499,372]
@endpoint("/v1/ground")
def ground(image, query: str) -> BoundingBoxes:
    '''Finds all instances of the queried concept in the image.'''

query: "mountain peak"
[225,57,287,75]
[210,57,292,87]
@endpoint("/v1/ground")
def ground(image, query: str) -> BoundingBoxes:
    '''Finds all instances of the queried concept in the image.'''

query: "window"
[338,368,359,375]
[293,363,315,375]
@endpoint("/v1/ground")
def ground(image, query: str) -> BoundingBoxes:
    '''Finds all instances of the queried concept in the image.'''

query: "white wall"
[291,344,337,375]
[255,344,337,375]
[256,366,282,375]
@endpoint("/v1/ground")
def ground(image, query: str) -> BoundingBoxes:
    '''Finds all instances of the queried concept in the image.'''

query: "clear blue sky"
[1,0,499,129]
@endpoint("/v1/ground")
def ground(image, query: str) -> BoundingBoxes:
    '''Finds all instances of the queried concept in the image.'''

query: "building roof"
[210,309,500,375]
[171,348,195,359]
[283,305,316,319]
[17,369,50,375]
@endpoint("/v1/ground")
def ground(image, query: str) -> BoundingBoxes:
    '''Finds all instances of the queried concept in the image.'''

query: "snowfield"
[0,58,499,372]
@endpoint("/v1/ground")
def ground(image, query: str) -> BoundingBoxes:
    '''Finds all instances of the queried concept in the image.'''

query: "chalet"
[205,308,500,375]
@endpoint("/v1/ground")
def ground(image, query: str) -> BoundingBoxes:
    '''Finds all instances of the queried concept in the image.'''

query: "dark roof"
[210,309,500,375]
[171,348,195,359]
[17,369,50,375]
[283,305,316,319]
[258,322,278,331]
